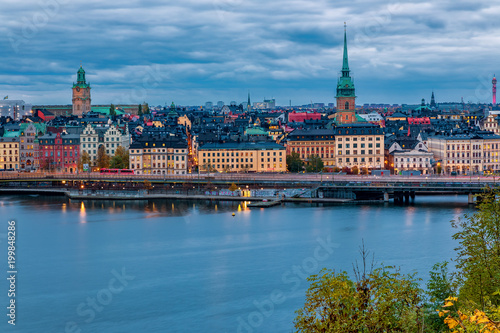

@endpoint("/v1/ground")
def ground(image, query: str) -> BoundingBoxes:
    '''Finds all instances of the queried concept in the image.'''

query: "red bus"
[100,168,134,175]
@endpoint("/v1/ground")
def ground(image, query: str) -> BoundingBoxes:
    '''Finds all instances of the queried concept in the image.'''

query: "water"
[0,195,473,333]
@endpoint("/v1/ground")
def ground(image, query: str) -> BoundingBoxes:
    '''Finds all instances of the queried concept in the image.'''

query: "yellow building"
[129,135,188,175]
[285,129,336,167]
[0,137,20,170]
[198,142,286,173]
[334,124,384,170]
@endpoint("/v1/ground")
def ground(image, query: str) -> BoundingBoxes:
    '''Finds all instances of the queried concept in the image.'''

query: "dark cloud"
[0,0,499,105]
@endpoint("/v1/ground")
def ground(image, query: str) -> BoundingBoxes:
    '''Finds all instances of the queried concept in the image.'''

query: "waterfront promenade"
[0,171,498,203]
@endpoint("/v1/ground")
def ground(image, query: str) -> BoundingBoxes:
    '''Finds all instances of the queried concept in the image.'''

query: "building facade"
[80,123,130,165]
[72,66,91,116]
[285,129,336,167]
[0,137,20,170]
[334,124,384,170]
[38,132,80,173]
[19,124,40,171]
[198,142,286,173]
[427,133,500,174]
[387,140,434,175]
[129,135,188,175]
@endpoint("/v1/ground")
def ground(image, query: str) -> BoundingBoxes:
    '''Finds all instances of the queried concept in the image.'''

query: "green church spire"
[341,22,350,77]
[336,23,355,98]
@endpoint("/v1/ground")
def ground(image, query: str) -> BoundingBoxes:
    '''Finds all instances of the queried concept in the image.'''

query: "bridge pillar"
[383,192,389,202]
[468,193,475,205]
[404,191,410,203]
[410,191,415,201]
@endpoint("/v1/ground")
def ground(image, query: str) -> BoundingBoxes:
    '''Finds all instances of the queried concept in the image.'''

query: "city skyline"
[1,0,500,106]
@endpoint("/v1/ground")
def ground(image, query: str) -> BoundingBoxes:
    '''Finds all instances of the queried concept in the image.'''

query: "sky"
[1,0,500,107]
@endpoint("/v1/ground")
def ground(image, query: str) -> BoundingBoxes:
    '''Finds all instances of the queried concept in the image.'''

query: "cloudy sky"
[1,0,499,106]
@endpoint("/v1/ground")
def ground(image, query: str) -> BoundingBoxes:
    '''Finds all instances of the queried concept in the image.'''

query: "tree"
[424,261,455,332]
[451,189,500,311]
[305,155,324,173]
[143,103,150,114]
[110,146,129,169]
[361,167,369,175]
[96,145,110,169]
[78,151,91,171]
[351,166,359,175]
[287,152,304,173]
[229,182,238,191]
[109,104,116,116]
[138,104,142,116]
[294,246,423,332]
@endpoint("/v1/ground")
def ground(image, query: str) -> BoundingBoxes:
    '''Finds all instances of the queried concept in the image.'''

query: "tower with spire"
[247,92,251,113]
[335,23,357,124]
[430,91,436,108]
[493,75,497,105]
[72,65,91,116]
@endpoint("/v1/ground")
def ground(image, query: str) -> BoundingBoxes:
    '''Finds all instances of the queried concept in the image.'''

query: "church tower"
[72,66,91,116]
[335,23,357,124]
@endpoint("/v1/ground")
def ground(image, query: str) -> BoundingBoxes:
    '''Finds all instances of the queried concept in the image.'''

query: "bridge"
[0,172,497,203]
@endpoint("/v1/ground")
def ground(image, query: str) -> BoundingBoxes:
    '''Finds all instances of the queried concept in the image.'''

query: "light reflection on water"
[0,194,475,333]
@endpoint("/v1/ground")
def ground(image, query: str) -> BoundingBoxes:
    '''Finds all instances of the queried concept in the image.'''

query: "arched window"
[345,101,349,110]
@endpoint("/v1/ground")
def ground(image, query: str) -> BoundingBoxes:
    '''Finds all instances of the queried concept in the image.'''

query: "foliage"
[109,104,116,116]
[143,103,150,114]
[305,155,324,173]
[77,151,91,171]
[202,162,216,173]
[294,246,423,332]
[424,261,454,332]
[110,146,129,169]
[138,104,142,116]
[438,297,500,332]
[143,180,152,190]
[351,166,359,175]
[361,167,369,175]
[287,152,304,173]
[229,182,238,191]
[451,190,500,311]
[437,165,442,174]
[332,166,341,173]
[96,145,110,169]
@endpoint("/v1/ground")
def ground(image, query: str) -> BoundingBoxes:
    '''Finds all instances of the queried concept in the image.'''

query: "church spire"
[341,22,350,77]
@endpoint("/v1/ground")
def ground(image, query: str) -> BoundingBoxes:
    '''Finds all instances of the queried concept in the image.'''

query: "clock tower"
[72,66,91,116]
[335,23,357,124]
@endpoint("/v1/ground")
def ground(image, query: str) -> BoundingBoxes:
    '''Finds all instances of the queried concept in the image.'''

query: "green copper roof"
[73,65,90,88]
[342,23,349,74]
[336,23,355,98]
[91,107,124,115]
[3,131,20,138]
[19,123,46,135]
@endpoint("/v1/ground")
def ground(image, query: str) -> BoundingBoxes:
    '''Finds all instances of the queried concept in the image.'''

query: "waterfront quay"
[0,172,497,204]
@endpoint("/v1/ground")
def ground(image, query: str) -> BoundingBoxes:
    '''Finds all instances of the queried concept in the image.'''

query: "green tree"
[96,145,110,169]
[143,103,150,114]
[138,104,142,116]
[424,261,454,332]
[294,248,423,332]
[78,151,91,171]
[287,152,304,173]
[109,104,116,116]
[305,154,324,173]
[351,165,359,175]
[451,190,500,311]
[110,146,129,169]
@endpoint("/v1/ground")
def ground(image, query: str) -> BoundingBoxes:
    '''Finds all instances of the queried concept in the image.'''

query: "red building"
[288,111,322,123]
[37,132,80,173]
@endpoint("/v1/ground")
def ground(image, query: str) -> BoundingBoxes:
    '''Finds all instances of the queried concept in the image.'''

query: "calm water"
[0,195,472,333]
